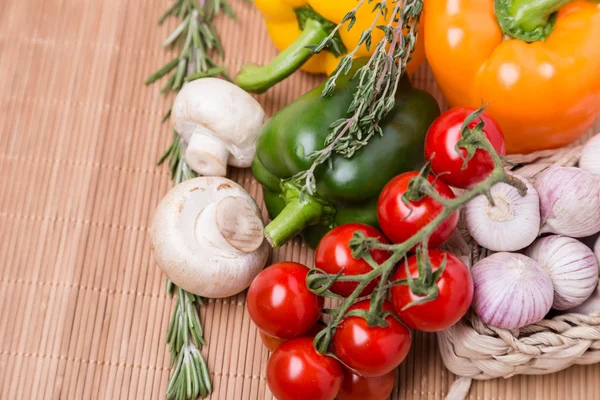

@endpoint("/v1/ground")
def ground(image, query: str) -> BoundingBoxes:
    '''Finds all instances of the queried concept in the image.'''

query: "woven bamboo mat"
[0,0,599,398]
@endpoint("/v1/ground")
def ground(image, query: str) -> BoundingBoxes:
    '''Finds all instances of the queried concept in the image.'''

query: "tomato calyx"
[348,231,385,260]
[451,108,527,199]
[307,268,346,298]
[453,107,493,171]
[403,162,435,203]
[392,246,448,310]
[343,308,389,328]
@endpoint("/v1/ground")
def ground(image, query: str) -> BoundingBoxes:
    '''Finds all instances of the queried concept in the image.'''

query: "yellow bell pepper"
[237,0,425,93]
[424,0,600,154]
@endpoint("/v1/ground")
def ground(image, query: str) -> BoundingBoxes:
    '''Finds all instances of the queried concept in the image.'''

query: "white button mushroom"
[151,177,270,298]
[171,78,266,176]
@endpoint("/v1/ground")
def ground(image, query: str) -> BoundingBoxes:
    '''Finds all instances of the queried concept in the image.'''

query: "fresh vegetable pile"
[252,62,440,248]
[245,106,518,400]
[145,0,600,399]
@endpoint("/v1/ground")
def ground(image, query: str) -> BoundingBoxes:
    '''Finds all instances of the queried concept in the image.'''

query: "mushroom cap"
[171,78,265,167]
[151,177,270,298]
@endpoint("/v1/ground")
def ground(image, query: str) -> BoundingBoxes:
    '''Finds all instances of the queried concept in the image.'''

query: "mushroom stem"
[195,196,264,254]
[185,131,229,176]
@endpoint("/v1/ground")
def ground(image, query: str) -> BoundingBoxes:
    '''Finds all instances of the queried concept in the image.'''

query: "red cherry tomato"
[315,223,390,297]
[425,107,506,189]
[332,300,412,377]
[267,337,343,400]
[337,369,395,400]
[247,262,324,339]
[377,172,459,248]
[391,250,473,332]
[259,322,326,352]
[259,331,286,352]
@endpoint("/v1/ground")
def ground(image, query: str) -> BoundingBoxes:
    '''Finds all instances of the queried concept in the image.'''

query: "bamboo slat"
[0,0,599,398]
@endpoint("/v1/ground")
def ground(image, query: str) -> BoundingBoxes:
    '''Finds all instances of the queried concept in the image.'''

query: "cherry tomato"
[315,223,390,297]
[425,107,506,189]
[267,337,343,400]
[377,172,459,248]
[331,300,412,377]
[247,262,324,339]
[390,250,473,332]
[337,369,395,400]
[259,322,326,352]
[259,331,286,352]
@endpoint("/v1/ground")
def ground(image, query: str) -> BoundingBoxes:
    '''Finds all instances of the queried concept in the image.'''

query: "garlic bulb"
[535,166,600,238]
[579,134,600,176]
[471,252,553,330]
[526,235,599,310]
[464,177,540,251]
[595,236,600,263]
[569,285,600,316]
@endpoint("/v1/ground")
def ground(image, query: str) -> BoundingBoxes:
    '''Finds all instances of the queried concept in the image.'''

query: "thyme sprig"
[148,1,236,399]
[306,109,528,354]
[295,0,424,195]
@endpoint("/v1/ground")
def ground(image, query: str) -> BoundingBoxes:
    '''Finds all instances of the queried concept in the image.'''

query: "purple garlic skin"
[535,166,600,238]
[569,285,600,316]
[471,252,554,330]
[526,235,599,310]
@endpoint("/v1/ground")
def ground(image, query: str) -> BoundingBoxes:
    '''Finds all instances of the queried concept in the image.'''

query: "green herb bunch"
[146,0,237,399]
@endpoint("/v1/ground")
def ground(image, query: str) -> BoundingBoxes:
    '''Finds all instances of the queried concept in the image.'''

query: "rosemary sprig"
[148,1,236,399]
[146,0,234,121]
[295,0,424,195]
[166,288,212,400]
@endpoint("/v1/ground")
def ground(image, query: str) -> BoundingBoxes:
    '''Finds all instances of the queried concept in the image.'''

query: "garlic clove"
[471,252,554,330]
[568,285,600,316]
[526,235,599,311]
[579,133,600,176]
[536,166,600,238]
[464,176,540,252]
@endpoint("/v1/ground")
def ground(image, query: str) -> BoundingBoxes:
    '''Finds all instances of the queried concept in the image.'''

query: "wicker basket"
[440,138,600,400]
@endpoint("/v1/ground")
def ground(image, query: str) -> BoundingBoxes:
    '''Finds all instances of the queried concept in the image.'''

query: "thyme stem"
[297,0,424,194]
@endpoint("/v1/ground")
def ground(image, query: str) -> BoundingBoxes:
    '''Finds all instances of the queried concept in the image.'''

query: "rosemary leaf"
[163,15,191,48]
[145,57,180,85]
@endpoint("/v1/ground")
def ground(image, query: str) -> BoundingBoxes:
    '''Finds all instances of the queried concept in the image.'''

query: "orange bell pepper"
[424,0,600,154]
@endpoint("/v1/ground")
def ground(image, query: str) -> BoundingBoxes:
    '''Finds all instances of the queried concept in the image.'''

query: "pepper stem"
[236,19,328,94]
[264,185,331,248]
[494,0,573,42]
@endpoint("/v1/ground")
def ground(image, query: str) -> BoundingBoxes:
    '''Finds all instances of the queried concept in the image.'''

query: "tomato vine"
[307,107,527,353]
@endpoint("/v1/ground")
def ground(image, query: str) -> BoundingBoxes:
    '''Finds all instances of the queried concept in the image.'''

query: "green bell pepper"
[252,61,440,248]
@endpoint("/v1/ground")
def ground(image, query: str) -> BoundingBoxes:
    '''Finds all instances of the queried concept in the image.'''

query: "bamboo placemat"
[0,0,599,398]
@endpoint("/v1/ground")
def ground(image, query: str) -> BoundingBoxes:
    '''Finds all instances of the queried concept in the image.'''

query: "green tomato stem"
[236,19,328,94]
